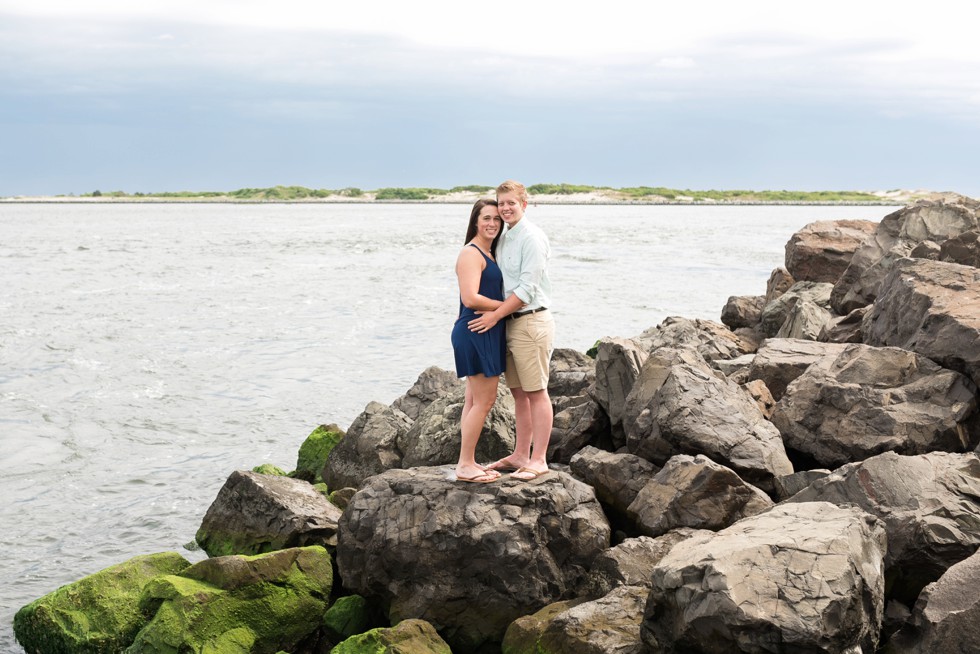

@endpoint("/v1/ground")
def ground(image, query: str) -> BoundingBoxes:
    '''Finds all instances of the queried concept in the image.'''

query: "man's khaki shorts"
[504,310,555,392]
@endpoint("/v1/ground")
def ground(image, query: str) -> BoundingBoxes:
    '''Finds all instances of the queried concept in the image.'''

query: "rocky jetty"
[14,193,980,653]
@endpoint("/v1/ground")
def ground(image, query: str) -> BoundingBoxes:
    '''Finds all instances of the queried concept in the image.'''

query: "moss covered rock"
[252,463,289,476]
[126,546,333,653]
[14,551,190,654]
[330,619,451,654]
[295,424,344,483]
[322,594,384,645]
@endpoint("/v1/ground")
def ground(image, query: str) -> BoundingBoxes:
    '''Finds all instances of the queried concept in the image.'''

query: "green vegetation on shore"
[56,183,914,204]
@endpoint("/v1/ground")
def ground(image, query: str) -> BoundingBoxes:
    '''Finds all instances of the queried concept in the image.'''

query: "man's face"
[497,191,526,227]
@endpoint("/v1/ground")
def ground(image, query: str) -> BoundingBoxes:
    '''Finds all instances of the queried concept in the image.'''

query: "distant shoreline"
[0,186,941,206]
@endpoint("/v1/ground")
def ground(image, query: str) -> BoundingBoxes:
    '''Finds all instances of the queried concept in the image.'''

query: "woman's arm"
[456,247,504,311]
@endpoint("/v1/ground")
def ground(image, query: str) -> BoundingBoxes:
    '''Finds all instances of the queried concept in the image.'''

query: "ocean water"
[0,201,896,649]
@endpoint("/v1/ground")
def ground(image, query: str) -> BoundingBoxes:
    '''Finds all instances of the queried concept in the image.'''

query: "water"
[0,201,895,649]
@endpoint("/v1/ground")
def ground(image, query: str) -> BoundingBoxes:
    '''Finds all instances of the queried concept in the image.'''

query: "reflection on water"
[0,201,894,649]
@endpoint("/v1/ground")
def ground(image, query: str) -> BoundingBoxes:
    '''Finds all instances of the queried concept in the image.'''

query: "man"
[468,180,554,480]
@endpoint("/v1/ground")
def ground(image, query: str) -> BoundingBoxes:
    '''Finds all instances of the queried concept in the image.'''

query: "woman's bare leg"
[456,374,499,480]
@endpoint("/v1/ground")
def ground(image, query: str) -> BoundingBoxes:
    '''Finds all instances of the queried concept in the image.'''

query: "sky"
[2,1,979,197]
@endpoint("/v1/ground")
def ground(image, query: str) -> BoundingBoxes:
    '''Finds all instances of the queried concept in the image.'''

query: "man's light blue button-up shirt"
[498,217,552,311]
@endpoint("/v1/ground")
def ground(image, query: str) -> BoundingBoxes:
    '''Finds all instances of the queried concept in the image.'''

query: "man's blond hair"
[496,180,528,204]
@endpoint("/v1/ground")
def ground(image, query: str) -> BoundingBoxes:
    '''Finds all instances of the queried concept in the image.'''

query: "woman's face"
[476,205,502,241]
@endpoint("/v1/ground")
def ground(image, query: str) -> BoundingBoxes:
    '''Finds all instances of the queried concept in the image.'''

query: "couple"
[450,180,554,483]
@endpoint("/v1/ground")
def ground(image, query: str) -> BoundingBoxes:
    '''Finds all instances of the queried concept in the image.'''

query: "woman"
[451,199,507,483]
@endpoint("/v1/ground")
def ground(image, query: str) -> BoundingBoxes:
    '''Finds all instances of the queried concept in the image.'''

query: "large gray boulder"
[548,395,609,464]
[771,344,977,468]
[775,294,834,340]
[502,585,648,654]
[548,347,596,399]
[390,366,463,422]
[397,385,515,468]
[862,257,980,389]
[939,228,980,267]
[580,531,704,599]
[591,337,648,447]
[784,218,878,284]
[642,502,886,654]
[818,306,869,344]
[831,194,980,313]
[759,281,834,338]
[623,347,793,491]
[322,401,411,490]
[626,454,773,537]
[721,294,765,330]
[788,451,980,604]
[635,316,757,362]
[569,446,660,524]
[746,338,847,400]
[195,470,343,557]
[336,466,610,652]
[882,549,980,654]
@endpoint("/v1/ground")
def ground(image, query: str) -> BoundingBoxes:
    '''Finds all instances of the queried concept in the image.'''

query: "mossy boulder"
[321,594,386,650]
[14,551,190,654]
[330,619,452,654]
[252,463,289,476]
[125,546,333,653]
[295,424,344,483]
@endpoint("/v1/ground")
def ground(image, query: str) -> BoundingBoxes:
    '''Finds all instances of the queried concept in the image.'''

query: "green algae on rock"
[13,551,191,654]
[252,463,289,476]
[125,546,333,654]
[295,423,345,483]
[322,594,385,645]
[330,619,452,654]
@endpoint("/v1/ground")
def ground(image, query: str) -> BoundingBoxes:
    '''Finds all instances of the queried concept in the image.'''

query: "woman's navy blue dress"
[452,244,507,377]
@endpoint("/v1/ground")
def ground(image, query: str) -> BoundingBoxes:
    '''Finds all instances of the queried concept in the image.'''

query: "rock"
[635,316,757,362]
[788,452,980,604]
[397,385,515,468]
[759,281,834,337]
[322,401,411,490]
[331,619,452,654]
[623,347,793,491]
[784,219,878,284]
[127,546,333,654]
[746,338,847,400]
[251,463,288,476]
[569,446,660,525]
[773,468,831,501]
[882,549,980,654]
[862,257,980,388]
[502,585,648,654]
[336,466,610,652]
[390,366,463,422]
[293,423,344,483]
[818,305,869,344]
[626,454,773,537]
[591,337,648,447]
[580,531,703,599]
[741,378,775,418]
[771,344,977,469]
[775,294,834,340]
[547,395,610,464]
[320,595,384,648]
[642,502,886,654]
[910,240,942,259]
[196,470,344,557]
[13,552,190,654]
[712,352,755,378]
[939,228,980,266]
[548,347,596,399]
[831,194,980,314]
[765,266,796,304]
[327,487,357,511]
[721,294,766,329]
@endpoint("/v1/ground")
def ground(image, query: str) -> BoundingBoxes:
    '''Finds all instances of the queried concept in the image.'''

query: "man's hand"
[468,310,499,334]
